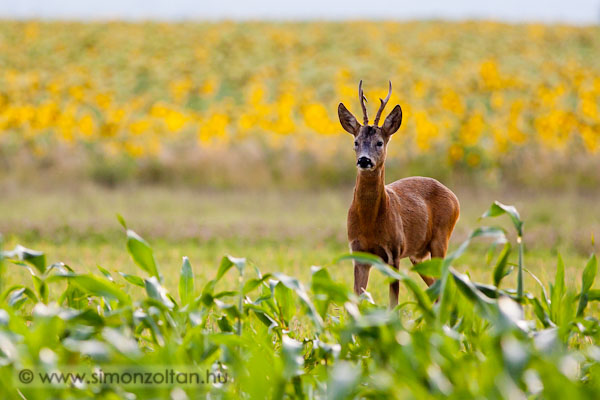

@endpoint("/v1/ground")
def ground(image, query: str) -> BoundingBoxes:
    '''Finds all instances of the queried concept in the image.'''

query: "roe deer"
[338,81,460,308]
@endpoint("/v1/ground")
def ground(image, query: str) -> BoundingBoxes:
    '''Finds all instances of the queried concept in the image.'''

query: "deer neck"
[353,165,387,224]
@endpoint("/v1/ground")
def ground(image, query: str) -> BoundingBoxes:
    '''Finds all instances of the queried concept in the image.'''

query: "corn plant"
[0,201,598,399]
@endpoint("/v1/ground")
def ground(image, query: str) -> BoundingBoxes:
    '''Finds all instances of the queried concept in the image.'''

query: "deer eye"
[376,141,384,147]
[354,141,358,147]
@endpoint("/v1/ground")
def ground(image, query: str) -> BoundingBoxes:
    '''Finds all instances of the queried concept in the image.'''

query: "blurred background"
[1,1,599,298]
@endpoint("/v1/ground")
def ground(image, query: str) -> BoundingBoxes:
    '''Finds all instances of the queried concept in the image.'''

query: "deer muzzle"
[357,156,374,169]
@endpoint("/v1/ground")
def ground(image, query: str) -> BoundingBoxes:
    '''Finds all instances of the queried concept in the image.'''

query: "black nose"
[357,157,373,168]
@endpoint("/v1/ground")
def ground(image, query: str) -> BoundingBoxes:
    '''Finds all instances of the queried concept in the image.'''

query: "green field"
[2,183,600,398]
[1,17,600,399]
[2,184,597,303]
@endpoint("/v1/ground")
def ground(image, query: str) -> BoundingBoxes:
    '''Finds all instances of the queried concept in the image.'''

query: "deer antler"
[373,80,392,126]
[358,80,369,125]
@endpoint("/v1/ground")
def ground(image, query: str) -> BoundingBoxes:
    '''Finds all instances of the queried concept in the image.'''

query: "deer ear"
[338,103,361,135]
[381,105,402,136]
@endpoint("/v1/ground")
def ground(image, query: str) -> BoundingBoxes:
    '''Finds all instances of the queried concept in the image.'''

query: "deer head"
[338,81,402,171]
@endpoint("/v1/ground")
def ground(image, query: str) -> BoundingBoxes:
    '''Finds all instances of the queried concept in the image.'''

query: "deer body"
[339,81,459,307]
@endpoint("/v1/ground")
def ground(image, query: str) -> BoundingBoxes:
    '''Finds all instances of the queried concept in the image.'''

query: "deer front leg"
[389,262,400,309]
[353,262,371,296]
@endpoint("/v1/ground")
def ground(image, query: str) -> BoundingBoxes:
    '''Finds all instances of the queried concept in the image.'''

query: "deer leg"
[353,262,371,296]
[421,235,451,287]
[430,236,449,259]
[389,261,400,309]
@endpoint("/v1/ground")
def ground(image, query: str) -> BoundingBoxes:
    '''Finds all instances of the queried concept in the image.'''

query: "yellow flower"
[440,89,465,115]
[580,124,599,153]
[414,111,439,151]
[449,144,464,162]
[129,119,151,136]
[480,59,501,89]
[490,92,504,110]
[302,103,338,135]
[200,79,217,95]
[460,113,485,146]
[95,93,113,110]
[198,112,229,144]
[124,141,144,158]
[164,110,187,133]
[78,114,95,137]
[169,78,193,102]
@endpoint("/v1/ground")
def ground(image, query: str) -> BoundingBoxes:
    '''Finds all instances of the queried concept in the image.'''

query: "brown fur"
[338,82,460,308]
[348,171,459,307]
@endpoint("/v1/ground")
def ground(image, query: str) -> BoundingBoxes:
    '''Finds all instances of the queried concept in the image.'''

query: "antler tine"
[373,80,392,126]
[358,80,369,125]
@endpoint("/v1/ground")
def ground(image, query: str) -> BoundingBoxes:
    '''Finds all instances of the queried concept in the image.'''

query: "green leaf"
[473,282,502,298]
[412,258,442,279]
[327,361,361,400]
[526,295,552,328]
[436,226,507,324]
[581,254,597,294]
[337,253,433,318]
[524,267,550,309]
[335,252,383,266]
[145,276,175,309]
[485,242,498,266]
[399,276,434,318]
[47,262,73,275]
[576,294,588,318]
[209,332,245,347]
[126,229,160,279]
[67,274,130,304]
[273,273,324,329]
[311,266,346,317]
[3,245,46,275]
[179,256,194,305]
[215,299,241,319]
[281,335,304,379]
[493,243,512,287]
[2,285,38,308]
[274,281,294,324]
[214,290,238,299]
[200,255,245,304]
[310,266,349,303]
[119,272,145,287]
[550,254,566,323]
[577,254,597,317]
[445,226,507,266]
[242,274,273,295]
[116,213,127,229]
[228,256,246,275]
[32,276,48,304]
[102,327,141,358]
[217,315,234,332]
[136,311,164,346]
[481,201,523,236]
[586,289,600,301]
[97,266,113,281]
[215,255,246,281]
[501,336,529,379]
[216,256,237,281]
[554,253,566,301]
[450,268,495,315]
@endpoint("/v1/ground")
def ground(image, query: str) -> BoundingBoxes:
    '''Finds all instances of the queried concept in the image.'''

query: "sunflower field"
[0,21,599,187]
